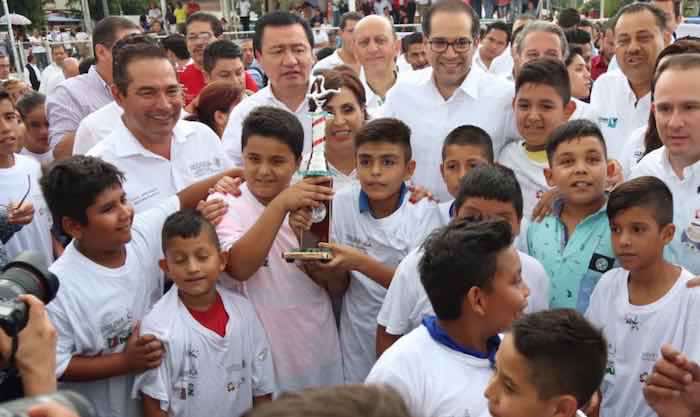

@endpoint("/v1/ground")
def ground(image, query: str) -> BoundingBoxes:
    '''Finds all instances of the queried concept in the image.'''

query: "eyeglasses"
[0,175,30,211]
[186,32,214,42]
[428,37,473,53]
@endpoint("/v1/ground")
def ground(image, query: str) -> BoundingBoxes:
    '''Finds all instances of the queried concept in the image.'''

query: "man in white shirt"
[313,12,362,74]
[221,12,315,166]
[401,33,429,71]
[382,0,512,202]
[590,2,670,161]
[39,45,67,95]
[473,21,513,77]
[87,39,234,212]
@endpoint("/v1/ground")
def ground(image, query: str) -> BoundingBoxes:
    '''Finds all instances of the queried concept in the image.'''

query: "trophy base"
[283,248,333,263]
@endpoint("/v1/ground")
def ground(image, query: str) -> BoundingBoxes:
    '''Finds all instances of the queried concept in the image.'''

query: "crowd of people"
[1,1,700,417]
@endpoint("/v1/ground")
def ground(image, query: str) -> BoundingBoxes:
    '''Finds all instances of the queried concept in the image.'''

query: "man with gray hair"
[512,20,569,78]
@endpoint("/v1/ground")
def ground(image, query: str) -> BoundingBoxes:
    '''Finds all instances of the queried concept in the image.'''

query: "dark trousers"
[241,16,250,31]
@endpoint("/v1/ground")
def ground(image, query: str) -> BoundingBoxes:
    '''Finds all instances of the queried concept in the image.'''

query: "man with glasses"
[382,0,512,202]
[181,12,223,104]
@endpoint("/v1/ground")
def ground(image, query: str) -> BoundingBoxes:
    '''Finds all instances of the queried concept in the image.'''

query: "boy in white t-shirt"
[585,176,700,417]
[133,210,275,417]
[376,164,550,355]
[497,58,575,220]
[214,106,343,393]
[16,92,54,167]
[366,219,530,417]
[485,309,607,417]
[40,156,228,417]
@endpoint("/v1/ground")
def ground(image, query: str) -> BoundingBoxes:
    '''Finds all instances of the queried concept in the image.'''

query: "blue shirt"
[526,199,616,312]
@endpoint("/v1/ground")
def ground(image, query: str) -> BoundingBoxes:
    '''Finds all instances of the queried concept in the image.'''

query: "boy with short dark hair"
[527,119,616,312]
[485,309,607,417]
[213,106,343,392]
[133,210,275,417]
[202,39,247,90]
[585,176,700,417]
[366,219,530,417]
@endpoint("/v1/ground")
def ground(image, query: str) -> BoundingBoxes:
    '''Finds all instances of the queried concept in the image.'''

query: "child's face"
[356,142,414,204]
[440,145,490,198]
[610,206,675,272]
[0,99,19,158]
[514,83,568,148]
[70,184,135,248]
[243,135,300,204]
[545,136,609,209]
[22,105,50,155]
[456,197,521,237]
[161,231,226,301]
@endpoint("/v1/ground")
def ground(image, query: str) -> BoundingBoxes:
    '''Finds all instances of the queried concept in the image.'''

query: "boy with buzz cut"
[366,219,530,417]
[527,119,616,312]
[585,176,700,417]
[316,117,442,384]
[376,163,551,355]
[485,309,607,417]
[497,58,576,220]
[132,210,276,417]
[41,156,229,417]
[213,106,343,393]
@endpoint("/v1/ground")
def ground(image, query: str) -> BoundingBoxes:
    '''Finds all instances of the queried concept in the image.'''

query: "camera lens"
[0,252,59,304]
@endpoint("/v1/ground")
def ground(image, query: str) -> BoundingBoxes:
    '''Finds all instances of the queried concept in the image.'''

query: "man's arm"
[317,242,396,289]
[176,167,243,209]
[52,133,75,161]
[376,325,401,358]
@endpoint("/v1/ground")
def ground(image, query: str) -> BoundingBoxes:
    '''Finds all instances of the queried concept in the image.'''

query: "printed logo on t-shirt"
[588,253,615,274]
[606,360,616,376]
[681,209,700,251]
[598,116,619,128]
[624,313,640,331]
[100,312,133,350]
[639,372,649,383]
[189,158,225,178]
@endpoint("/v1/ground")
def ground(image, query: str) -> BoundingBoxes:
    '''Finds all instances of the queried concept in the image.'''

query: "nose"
[186,257,200,273]
[443,44,458,58]
[484,375,497,401]
[618,229,632,247]
[668,108,685,129]
[371,160,382,176]
[281,48,299,66]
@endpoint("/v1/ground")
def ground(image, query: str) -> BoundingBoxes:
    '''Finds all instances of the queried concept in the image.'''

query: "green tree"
[7,0,46,29]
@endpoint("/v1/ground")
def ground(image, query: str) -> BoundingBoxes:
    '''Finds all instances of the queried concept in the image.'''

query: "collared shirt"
[46,65,113,147]
[590,55,608,81]
[222,85,312,166]
[73,101,124,155]
[312,50,346,74]
[87,118,233,213]
[39,63,65,95]
[382,66,513,202]
[526,199,617,312]
[590,70,651,161]
[358,182,408,214]
[471,48,513,78]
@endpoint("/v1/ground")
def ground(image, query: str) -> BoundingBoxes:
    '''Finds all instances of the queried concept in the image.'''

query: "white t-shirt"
[631,148,700,274]
[377,246,550,336]
[213,184,343,392]
[590,70,651,161]
[569,98,598,122]
[19,148,54,166]
[365,325,493,417]
[239,0,251,16]
[585,267,700,417]
[382,66,513,202]
[222,86,312,167]
[73,101,124,155]
[39,63,64,95]
[472,48,513,77]
[332,183,443,383]
[132,286,276,417]
[497,140,549,220]
[0,154,53,266]
[47,196,179,417]
[313,28,329,47]
[620,124,647,180]
[88,118,232,213]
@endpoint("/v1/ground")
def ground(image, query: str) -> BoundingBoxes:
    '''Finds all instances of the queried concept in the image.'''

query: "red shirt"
[187,291,229,337]
[179,63,258,105]
[591,55,609,81]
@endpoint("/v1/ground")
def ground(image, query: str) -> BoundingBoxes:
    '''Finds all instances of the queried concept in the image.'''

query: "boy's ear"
[404,159,416,181]
[466,286,487,317]
[661,223,676,245]
[563,100,576,121]
[544,167,555,188]
[218,251,228,272]
[549,394,579,417]
[62,217,83,240]
[158,258,170,274]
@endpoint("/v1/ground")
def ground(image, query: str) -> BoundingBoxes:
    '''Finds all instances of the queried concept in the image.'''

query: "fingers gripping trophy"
[283,75,340,262]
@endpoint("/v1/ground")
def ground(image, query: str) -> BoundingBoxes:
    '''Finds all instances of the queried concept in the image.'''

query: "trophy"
[283,75,340,263]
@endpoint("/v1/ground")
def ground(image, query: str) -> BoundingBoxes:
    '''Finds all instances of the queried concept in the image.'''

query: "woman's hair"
[186,81,243,134]
[314,65,367,118]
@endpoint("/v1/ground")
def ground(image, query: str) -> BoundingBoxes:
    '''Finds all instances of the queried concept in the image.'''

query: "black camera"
[0,252,59,337]
[0,390,96,417]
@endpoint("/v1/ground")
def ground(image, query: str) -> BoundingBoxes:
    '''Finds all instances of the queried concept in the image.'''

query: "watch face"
[311,204,327,223]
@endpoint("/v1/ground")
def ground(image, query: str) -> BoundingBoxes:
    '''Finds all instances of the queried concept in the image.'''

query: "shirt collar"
[662,147,700,180]
[358,182,408,214]
[551,197,608,220]
[423,66,481,101]
[422,315,500,364]
[89,65,112,97]
[264,84,310,114]
[113,118,194,157]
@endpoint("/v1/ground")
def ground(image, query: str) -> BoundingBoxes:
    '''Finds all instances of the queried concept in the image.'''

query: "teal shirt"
[526,200,617,312]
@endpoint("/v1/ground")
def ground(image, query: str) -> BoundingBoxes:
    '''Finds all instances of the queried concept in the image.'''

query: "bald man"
[62,57,80,79]
[353,15,400,115]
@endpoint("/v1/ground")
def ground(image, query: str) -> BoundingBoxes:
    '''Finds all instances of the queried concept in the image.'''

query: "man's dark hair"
[455,164,524,220]
[241,106,305,160]
[511,309,607,408]
[161,33,190,60]
[565,45,584,66]
[557,8,581,29]
[612,2,668,35]
[441,125,494,163]
[185,12,224,37]
[340,12,362,30]
[92,16,141,63]
[0,90,13,109]
[78,56,95,74]
[420,219,513,320]
[112,34,170,95]
[162,209,221,253]
[423,0,480,40]
[485,21,512,45]
[607,176,674,227]
[40,156,126,236]
[401,32,424,54]
[354,118,412,162]
[253,11,314,55]
[16,91,45,119]
[565,28,592,46]
[516,58,571,106]
[546,119,608,164]
[203,39,242,73]
[316,46,336,62]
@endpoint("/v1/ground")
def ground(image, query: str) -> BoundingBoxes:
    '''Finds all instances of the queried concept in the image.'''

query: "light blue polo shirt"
[526,199,617,312]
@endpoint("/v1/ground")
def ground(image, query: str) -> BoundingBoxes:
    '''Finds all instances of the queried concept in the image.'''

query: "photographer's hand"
[27,401,79,417]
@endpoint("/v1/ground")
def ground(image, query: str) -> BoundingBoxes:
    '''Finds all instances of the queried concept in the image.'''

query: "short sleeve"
[246,303,276,396]
[522,256,550,313]
[131,195,181,261]
[46,85,81,147]
[378,252,420,335]
[73,120,98,155]
[46,297,77,378]
[584,270,611,326]
[365,362,416,411]
[212,194,246,251]
[132,312,171,409]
